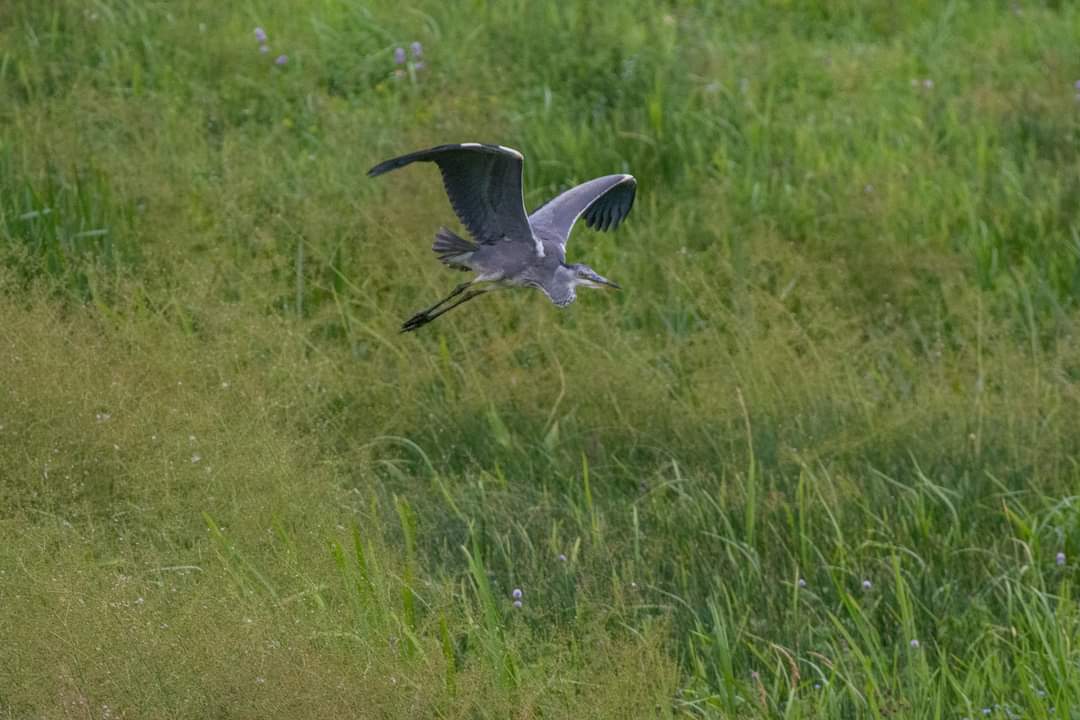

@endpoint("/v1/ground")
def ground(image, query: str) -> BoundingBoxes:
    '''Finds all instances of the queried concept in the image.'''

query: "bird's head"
[567,263,621,291]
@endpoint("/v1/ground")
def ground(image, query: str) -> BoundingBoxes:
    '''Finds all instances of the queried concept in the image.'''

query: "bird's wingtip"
[367,160,397,177]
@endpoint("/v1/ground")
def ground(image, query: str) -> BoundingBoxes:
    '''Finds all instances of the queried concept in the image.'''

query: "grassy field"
[3,1,1080,717]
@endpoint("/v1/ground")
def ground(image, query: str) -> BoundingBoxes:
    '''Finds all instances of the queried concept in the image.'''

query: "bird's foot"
[400,310,431,333]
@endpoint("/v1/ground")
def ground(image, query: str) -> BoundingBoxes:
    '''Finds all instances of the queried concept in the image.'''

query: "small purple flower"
[910,639,920,649]
[394,47,406,65]
[410,41,423,58]
[558,553,567,562]
[1074,80,1080,91]
[275,54,288,66]
[862,579,872,590]
[798,578,807,588]
[1056,551,1066,566]
[512,588,522,600]
[414,61,425,71]
[512,600,522,609]
[259,44,269,54]
[254,27,267,43]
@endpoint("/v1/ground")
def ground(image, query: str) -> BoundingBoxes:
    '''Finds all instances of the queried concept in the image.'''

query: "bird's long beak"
[601,278,621,290]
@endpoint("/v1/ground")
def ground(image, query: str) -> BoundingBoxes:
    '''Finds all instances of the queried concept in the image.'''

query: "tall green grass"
[3,0,1080,717]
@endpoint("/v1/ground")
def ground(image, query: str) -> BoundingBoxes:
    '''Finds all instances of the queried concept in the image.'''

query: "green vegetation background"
[3,1,1080,717]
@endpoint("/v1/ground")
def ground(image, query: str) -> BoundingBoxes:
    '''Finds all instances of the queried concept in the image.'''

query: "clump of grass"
[0,150,136,302]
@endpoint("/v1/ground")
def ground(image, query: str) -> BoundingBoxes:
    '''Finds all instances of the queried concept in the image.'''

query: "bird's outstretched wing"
[528,174,636,251]
[368,143,531,245]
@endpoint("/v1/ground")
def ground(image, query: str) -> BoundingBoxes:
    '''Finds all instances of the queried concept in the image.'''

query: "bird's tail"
[432,227,477,270]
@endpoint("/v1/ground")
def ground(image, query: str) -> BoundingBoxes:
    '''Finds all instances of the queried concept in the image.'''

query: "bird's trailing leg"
[401,286,490,333]
[400,282,470,330]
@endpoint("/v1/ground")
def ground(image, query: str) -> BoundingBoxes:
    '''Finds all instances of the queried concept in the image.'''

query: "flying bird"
[367,143,636,332]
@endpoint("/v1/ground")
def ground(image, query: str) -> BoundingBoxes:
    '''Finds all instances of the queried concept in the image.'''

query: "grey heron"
[367,143,637,333]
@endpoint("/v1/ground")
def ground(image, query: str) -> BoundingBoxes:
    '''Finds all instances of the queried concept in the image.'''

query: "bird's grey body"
[367,143,636,331]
